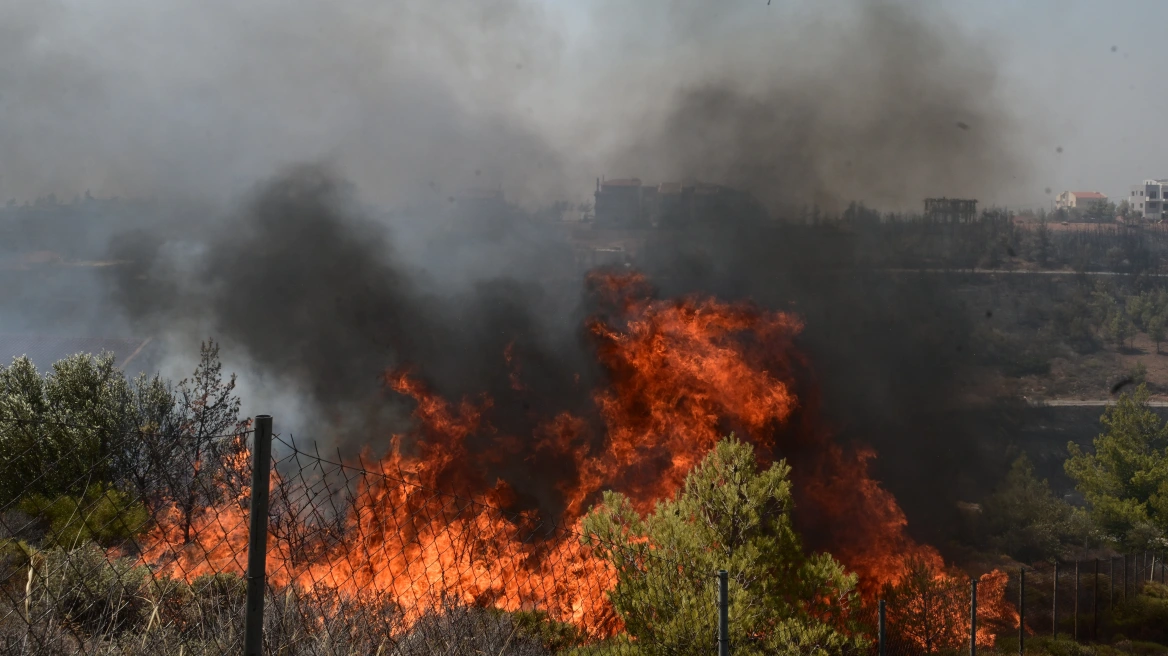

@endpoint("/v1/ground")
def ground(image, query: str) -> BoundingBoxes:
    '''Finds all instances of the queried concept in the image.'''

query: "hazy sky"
[1,0,1163,210]
[934,0,1168,205]
[551,0,1168,208]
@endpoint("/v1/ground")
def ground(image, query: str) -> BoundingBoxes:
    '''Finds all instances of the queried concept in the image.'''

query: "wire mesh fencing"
[5,411,1164,655]
[0,414,257,655]
[1021,556,1168,646]
[257,432,727,655]
[0,415,729,655]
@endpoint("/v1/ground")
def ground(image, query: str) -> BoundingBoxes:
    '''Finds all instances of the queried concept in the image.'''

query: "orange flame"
[136,271,1015,643]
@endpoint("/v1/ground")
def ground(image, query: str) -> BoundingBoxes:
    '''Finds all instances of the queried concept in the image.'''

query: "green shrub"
[508,609,587,652]
[1111,582,1168,644]
[1002,635,1099,656]
[0,536,35,588]
[19,483,149,548]
[981,454,1093,561]
[582,436,867,656]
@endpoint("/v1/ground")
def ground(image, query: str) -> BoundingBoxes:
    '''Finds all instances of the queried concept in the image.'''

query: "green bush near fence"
[19,483,149,549]
[1109,582,1168,645]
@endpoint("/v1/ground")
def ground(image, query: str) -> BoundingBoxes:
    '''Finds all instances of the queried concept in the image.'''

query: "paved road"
[863,268,1168,278]
[1026,398,1168,407]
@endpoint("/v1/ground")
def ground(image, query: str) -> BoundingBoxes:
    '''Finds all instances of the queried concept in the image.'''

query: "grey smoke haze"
[4,0,1042,534]
[0,0,1033,209]
[616,2,1027,212]
[0,0,572,204]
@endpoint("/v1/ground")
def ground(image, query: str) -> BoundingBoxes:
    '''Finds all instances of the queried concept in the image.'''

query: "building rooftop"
[600,178,643,188]
[1071,191,1107,199]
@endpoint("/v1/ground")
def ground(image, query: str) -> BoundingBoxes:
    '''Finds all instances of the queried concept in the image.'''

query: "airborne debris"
[1111,377,1135,395]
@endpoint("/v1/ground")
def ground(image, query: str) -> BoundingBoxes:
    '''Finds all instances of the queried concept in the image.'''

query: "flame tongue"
[137,272,1011,641]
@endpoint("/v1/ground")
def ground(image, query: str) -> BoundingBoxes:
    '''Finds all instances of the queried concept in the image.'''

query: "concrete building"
[1054,190,1108,210]
[1127,180,1168,221]
[594,178,650,227]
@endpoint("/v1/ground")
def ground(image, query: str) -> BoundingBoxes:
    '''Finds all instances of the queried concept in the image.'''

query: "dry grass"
[0,548,559,655]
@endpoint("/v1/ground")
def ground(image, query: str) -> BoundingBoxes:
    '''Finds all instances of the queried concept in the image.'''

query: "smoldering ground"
[12,0,1037,538]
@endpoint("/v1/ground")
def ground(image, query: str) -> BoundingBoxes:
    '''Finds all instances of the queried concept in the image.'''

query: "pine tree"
[582,436,866,655]
[1066,385,1168,548]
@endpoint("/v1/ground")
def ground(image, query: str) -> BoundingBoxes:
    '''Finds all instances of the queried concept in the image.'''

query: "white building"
[1127,179,1168,220]
[1054,190,1108,210]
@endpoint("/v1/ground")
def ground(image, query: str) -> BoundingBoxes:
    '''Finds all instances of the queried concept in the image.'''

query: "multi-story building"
[593,178,651,227]
[1054,190,1107,210]
[1127,180,1168,220]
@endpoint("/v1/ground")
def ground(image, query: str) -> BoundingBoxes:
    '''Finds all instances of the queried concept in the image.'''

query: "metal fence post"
[970,577,978,656]
[1052,562,1058,638]
[1092,559,1099,640]
[1110,557,1115,612]
[879,599,886,656]
[1074,560,1079,642]
[718,570,729,656]
[1018,568,1025,655]
[244,415,273,656]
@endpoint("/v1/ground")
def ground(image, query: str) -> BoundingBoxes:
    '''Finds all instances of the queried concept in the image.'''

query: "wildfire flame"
[136,271,1014,644]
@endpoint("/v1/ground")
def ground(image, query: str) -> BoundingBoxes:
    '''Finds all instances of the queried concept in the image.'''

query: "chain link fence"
[0,416,722,654]
[5,413,1165,655]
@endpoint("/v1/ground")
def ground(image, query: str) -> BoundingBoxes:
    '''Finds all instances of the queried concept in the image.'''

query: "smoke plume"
[612,2,1026,212]
[4,0,1039,543]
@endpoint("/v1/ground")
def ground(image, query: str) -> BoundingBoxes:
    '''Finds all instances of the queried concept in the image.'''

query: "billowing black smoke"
[112,163,989,548]
[91,0,1034,542]
[111,164,606,514]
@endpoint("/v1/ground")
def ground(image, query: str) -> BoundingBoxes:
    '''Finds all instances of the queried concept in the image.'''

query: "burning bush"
[581,436,868,655]
[879,558,1015,653]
